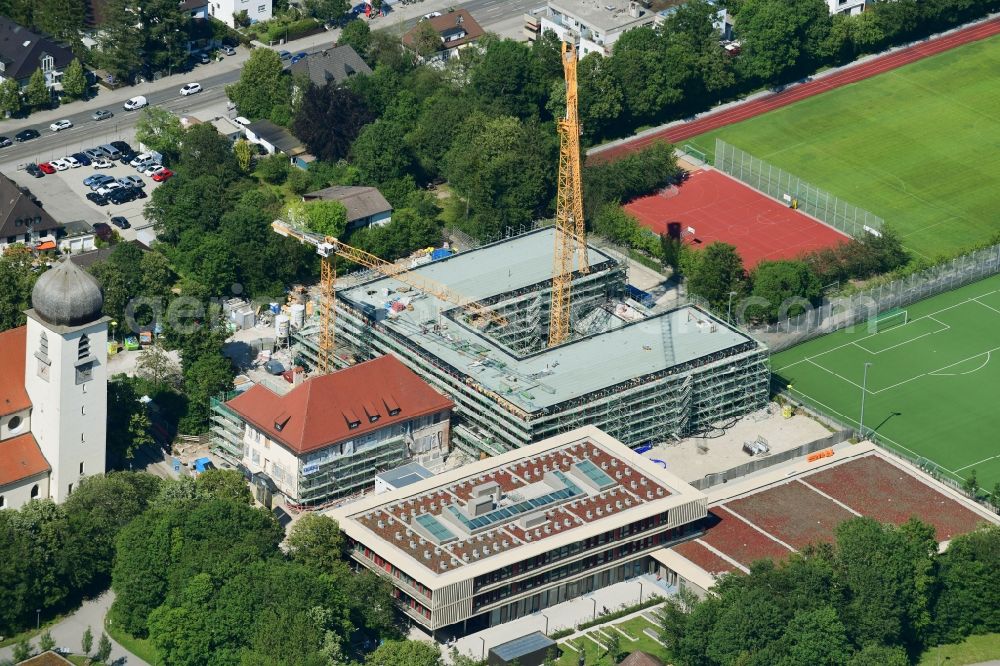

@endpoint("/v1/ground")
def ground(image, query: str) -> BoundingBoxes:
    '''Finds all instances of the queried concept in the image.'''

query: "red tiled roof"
[0,326,30,417]
[402,9,484,51]
[226,355,453,455]
[0,432,49,487]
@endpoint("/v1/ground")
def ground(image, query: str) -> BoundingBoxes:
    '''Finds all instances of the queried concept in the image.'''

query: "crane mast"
[548,41,588,348]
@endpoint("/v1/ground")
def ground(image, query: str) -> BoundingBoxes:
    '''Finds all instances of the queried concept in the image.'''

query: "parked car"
[88,175,116,190]
[199,52,211,64]
[64,156,81,169]
[179,82,202,96]
[71,152,92,166]
[99,144,122,160]
[84,174,111,187]
[92,222,113,241]
[110,216,131,229]
[222,45,236,56]
[50,119,73,132]
[111,140,133,155]
[134,159,159,173]
[93,158,114,169]
[151,168,174,182]
[278,50,291,60]
[15,129,40,142]
[129,152,155,167]
[109,187,145,204]
[86,192,108,206]
[92,109,113,121]
[38,162,56,174]
[83,148,106,161]
[119,150,138,165]
[49,159,70,171]
[0,136,11,147]
[142,164,167,177]
[119,175,145,188]
[123,95,148,110]
[290,52,308,64]
[25,163,43,178]
[422,11,442,19]
[97,182,123,196]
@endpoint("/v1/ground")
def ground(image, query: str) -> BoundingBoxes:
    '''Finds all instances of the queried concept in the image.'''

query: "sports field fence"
[756,242,1000,351]
[714,139,885,239]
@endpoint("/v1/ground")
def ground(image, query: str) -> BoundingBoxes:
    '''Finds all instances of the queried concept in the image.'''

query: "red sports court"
[625,169,849,267]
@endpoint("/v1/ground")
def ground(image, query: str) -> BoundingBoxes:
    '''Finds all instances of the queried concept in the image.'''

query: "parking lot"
[2,129,164,243]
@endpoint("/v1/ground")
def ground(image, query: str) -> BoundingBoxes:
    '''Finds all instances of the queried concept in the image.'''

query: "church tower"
[23,259,109,502]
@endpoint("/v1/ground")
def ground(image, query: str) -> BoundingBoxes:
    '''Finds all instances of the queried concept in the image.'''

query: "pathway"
[0,592,148,665]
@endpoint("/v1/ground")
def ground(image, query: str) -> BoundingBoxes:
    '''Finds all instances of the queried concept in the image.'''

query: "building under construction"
[290,228,770,457]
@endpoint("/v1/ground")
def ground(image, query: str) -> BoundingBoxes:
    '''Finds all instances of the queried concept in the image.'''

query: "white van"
[123,96,148,111]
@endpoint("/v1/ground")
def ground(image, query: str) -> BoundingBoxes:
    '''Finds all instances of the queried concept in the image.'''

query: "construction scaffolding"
[294,229,770,456]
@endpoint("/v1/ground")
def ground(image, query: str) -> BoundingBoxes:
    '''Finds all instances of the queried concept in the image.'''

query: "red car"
[151,168,174,182]
[38,162,56,174]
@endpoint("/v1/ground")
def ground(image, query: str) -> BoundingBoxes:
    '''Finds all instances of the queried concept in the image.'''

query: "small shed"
[488,631,558,666]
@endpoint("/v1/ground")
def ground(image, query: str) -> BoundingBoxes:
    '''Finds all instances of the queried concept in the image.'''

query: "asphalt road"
[0,0,542,165]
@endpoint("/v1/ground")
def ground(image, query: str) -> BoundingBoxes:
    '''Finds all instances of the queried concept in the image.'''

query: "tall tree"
[293,84,373,162]
[97,0,144,84]
[24,68,51,108]
[351,120,413,184]
[747,259,821,323]
[287,514,347,574]
[225,48,290,120]
[61,58,88,99]
[303,0,348,22]
[139,0,189,75]
[0,77,22,117]
[365,640,441,666]
[0,245,39,332]
[735,0,831,83]
[33,0,86,47]
[135,106,185,163]
[687,242,747,312]
[338,18,372,56]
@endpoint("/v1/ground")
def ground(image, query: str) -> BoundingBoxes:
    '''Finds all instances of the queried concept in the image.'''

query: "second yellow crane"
[548,41,588,348]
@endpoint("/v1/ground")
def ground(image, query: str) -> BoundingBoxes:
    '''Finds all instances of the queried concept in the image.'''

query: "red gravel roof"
[0,432,49,487]
[226,355,453,454]
[0,326,30,417]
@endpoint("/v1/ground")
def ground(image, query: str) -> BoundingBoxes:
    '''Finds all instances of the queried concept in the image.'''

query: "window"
[81,405,86,416]
[67,483,73,495]
[258,4,265,11]
[30,484,39,499]
[78,334,90,361]
[76,361,93,384]
[39,332,48,357]
[0,495,4,508]
[42,55,54,72]
[7,415,22,432]
[79,462,84,475]
[81,433,85,443]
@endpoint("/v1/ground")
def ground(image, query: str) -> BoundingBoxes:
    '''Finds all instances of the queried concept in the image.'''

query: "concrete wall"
[0,472,49,511]
[0,408,31,441]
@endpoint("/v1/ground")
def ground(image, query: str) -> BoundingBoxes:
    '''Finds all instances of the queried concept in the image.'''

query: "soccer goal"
[870,309,908,332]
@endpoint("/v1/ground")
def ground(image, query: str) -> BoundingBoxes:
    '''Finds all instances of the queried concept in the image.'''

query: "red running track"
[625,170,849,267]
[590,17,1000,163]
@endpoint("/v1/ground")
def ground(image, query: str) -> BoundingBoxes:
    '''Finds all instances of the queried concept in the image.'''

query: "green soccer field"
[688,34,1000,261]
[772,273,1000,493]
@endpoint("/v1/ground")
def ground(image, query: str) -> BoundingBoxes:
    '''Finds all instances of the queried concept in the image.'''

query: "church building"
[0,259,109,509]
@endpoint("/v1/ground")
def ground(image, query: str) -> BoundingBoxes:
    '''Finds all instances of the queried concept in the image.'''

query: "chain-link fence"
[755,242,1000,351]
[714,139,884,239]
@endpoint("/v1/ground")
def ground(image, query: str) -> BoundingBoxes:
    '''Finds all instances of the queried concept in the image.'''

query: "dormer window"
[78,334,90,361]
[274,412,291,431]
[348,420,361,430]
[41,55,54,72]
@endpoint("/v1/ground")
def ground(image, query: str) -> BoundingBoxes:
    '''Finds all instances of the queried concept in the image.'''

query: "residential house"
[290,45,371,88]
[827,0,866,15]
[402,9,485,62]
[222,355,454,507]
[0,18,75,89]
[244,119,311,167]
[208,0,272,27]
[528,0,655,56]
[302,186,392,231]
[0,173,63,252]
[181,0,210,19]
[58,221,97,254]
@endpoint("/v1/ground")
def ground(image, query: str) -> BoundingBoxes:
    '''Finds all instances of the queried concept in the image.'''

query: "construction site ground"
[644,406,833,486]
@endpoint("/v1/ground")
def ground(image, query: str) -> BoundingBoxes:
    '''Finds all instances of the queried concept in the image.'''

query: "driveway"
[0,591,148,665]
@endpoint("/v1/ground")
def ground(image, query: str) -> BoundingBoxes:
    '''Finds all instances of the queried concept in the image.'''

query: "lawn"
[773,271,1000,493]
[687,34,1000,261]
[555,614,670,666]
[919,633,1000,665]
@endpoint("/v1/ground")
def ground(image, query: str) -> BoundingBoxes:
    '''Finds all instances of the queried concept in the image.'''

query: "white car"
[142,164,166,177]
[50,119,73,132]
[92,158,114,169]
[179,82,202,96]
[129,152,155,167]
[422,11,442,19]
[123,95,148,111]
[64,156,81,168]
[97,182,123,196]
[234,116,250,126]
[50,158,71,171]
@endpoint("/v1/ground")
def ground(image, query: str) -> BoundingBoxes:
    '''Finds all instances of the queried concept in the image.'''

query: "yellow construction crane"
[272,220,506,372]
[548,40,588,348]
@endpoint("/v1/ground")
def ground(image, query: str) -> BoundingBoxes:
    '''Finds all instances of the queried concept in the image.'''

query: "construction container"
[275,314,290,338]
[290,303,305,328]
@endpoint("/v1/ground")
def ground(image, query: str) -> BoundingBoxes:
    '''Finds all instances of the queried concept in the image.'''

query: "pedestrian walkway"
[0,592,147,665]
[449,574,674,662]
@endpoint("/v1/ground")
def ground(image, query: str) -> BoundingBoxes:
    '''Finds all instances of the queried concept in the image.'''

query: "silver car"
[92,109,113,121]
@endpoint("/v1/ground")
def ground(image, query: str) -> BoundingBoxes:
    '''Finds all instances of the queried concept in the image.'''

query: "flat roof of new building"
[329,426,707,587]
[548,0,655,32]
[338,228,757,413]
[378,462,434,489]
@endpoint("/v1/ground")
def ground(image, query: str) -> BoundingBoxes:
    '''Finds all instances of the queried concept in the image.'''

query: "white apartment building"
[208,0,272,28]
